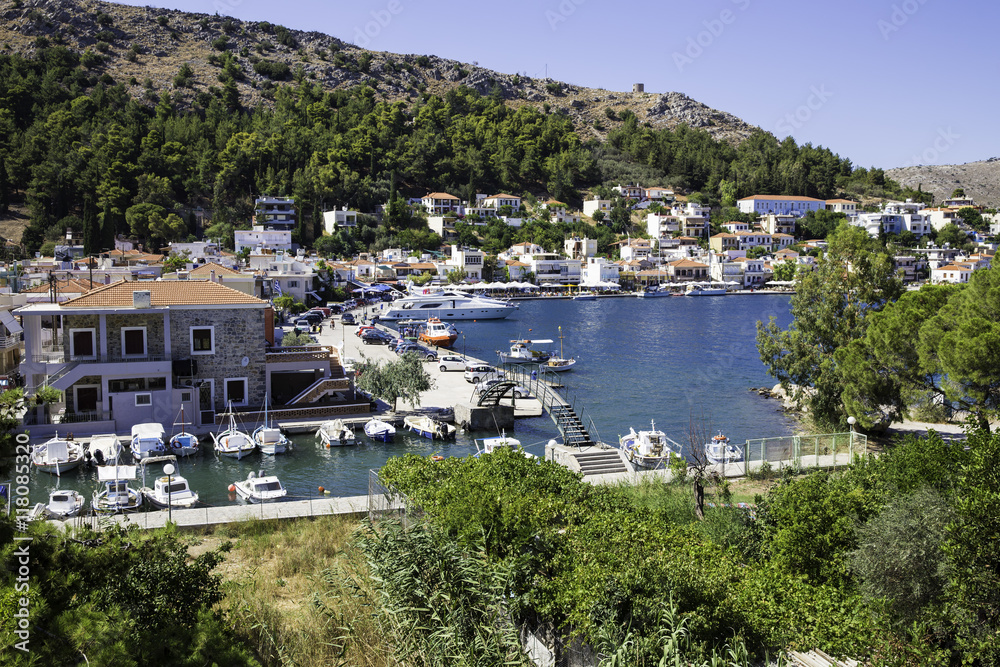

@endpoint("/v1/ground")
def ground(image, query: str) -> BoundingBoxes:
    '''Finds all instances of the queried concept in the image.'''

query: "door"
[75,386,99,413]
[198,380,215,426]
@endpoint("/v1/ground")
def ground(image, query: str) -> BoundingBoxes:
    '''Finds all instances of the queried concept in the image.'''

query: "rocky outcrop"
[886,160,1000,207]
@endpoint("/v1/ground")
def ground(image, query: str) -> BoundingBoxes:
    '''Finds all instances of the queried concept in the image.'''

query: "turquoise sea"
[26,294,796,507]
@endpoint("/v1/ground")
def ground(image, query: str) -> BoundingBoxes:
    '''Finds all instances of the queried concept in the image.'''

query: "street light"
[163,462,175,524]
[847,416,856,454]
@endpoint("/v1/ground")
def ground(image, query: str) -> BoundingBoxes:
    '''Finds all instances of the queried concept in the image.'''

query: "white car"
[465,364,501,384]
[438,355,467,372]
[474,378,530,399]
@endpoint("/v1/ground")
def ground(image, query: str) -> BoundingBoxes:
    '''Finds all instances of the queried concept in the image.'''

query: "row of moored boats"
[619,422,745,469]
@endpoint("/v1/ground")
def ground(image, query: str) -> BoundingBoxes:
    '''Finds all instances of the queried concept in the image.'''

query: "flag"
[273,279,282,296]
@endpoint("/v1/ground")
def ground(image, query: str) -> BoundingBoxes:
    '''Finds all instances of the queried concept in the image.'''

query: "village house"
[253,195,296,232]
[479,193,522,212]
[738,194,826,218]
[667,258,709,282]
[421,192,462,216]
[564,236,597,260]
[619,238,653,262]
[583,196,613,218]
[709,233,740,253]
[322,208,359,233]
[580,256,621,286]
[759,214,796,236]
[932,263,973,284]
[825,198,858,215]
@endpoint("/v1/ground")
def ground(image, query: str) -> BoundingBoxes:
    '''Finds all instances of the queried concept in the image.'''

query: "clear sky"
[119,0,999,170]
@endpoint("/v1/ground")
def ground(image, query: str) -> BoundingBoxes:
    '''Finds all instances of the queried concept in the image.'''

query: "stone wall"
[105,314,166,358]
[61,314,100,353]
[169,307,268,412]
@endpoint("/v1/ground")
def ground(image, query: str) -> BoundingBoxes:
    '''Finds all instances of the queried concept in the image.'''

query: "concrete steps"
[572,448,629,476]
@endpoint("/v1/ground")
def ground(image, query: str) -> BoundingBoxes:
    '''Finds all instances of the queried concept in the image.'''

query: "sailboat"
[253,394,291,455]
[169,406,200,458]
[542,326,576,373]
[212,401,256,459]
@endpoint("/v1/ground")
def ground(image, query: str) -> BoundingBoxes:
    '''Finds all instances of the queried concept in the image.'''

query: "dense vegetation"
[1,45,928,258]
[375,430,1000,665]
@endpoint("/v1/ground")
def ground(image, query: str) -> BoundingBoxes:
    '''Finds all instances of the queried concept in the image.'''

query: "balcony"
[32,347,168,365]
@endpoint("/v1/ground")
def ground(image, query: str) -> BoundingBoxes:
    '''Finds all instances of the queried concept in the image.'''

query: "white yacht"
[380,287,517,321]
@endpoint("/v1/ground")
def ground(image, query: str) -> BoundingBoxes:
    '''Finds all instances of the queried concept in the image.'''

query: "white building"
[825,199,858,215]
[620,239,653,262]
[427,216,458,241]
[564,237,597,260]
[449,246,485,281]
[248,251,315,303]
[234,226,293,254]
[479,193,522,212]
[583,197,613,218]
[322,209,358,234]
[932,263,973,284]
[738,195,825,217]
[421,192,462,216]
[580,256,621,286]
[759,214,796,236]
[253,196,296,231]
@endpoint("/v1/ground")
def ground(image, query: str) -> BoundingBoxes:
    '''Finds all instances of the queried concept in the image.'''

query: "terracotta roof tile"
[62,280,268,308]
[189,262,240,276]
[424,192,459,200]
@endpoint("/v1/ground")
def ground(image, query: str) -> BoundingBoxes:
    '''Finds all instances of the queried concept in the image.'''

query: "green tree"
[125,203,165,247]
[756,222,903,428]
[772,260,797,282]
[355,353,433,410]
[446,268,467,284]
[956,206,985,231]
[950,187,965,199]
[798,209,846,240]
[936,223,967,247]
[163,252,190,273]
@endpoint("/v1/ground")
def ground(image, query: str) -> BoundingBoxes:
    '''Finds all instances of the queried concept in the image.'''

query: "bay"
[26,293,796,508]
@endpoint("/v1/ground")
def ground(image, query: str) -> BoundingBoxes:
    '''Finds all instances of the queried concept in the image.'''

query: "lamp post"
[462,333,467,360]
[163,462,175,524]
[847,416,856,456]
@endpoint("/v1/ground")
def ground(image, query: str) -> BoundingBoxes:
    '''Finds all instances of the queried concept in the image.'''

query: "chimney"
[133,290,151,308]
[210,269,216,282]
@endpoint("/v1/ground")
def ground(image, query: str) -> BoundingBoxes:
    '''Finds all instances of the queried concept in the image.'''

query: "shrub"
[95,29,115,43]
[253,59,290,80]
[80,49,103,68]
[545,81,562,94]
[414,55,430,67]
[156,15,168,27]
[275,25,297,48]
[211,35,228,51]
[95,11,113,26]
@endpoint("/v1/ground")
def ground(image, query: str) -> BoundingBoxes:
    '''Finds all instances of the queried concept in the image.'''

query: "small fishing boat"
[85,434,121,467]
[253,395,291,455]
[685,281,728,296]
[169,406,200,458]
[363,417,396,443]
[317,419,355,447]
[541,326,576,373]
[31,436,85,475]
[404,415,457,440]
[46,489,85,518]
[417,317,460,348]
[212,403,256,459]
[233,470,287,503]
[130,423,167,461]
[619,421,681,470]
[142,474,200,509]
[92,465,143,513]
[572,293,596,301]
[498,339,553,364]
[704,431,744,464]
[475,431,534,458]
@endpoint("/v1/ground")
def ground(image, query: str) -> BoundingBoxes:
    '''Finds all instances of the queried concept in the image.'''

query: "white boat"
[169,406,200,457]
[572,292,596,301]
[31,437,84,475]
[381,287,518,321]
[704,431,744,464]
[317,419,355,447]
[86,434,121,466]
[212,404,256,459]
[130,423,167,461]
[404,415,457,440]
[142,474,200,509]
[233,470,287,503]
[636,285,671,298]
[475,431,535,458]
[541,326,576,373]
[619,421,681,469]
[253,395,291,455]
[363,417,396,443]
[498,339,553,364]
[46,489,85,518]
[685,281,728,296]
[92,465,143,513]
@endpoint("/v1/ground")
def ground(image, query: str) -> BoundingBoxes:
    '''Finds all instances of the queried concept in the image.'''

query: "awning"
[0,310,22,335]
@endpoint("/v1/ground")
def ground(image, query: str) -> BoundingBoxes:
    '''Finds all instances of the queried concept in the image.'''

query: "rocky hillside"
[886,159,1000,208]
[0,0,759,144]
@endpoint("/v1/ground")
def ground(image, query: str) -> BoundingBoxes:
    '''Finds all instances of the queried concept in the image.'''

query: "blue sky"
[120,0,998,170]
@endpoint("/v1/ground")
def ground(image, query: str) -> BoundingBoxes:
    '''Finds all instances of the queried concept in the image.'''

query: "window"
[69,328,97,360]
[121,327,147,358]
[135,393,152,406]
[181,391,192,402]
[225,378,248,406]
[191,326,214,355]
[288,280,299,288]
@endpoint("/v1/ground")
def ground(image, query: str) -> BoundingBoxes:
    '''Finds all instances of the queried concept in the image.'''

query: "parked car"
[361,329,395,345]
[312,307,332,317]
[301,311,324,325]
[437,355,467,372]
[475,378,530,399]
[293,319,312,334]
[342,312,356,325]
[355,324,376,337]
[465,364,501,384]
[396,342,438,360]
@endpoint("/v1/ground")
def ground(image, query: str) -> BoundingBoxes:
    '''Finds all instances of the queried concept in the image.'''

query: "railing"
[23,409,113,425]
[0,332,22,350]
[31,352,168,364]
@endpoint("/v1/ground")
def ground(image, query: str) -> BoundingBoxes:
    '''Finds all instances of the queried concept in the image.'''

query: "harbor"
[24,294,808,523]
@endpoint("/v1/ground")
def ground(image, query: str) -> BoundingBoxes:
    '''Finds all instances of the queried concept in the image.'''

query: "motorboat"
[142,474,200,509]
[85,434,121,467]
[233,470,287,503]
[404,415,457,440]
[498,339,553,364]
[169,406,200,457]
[417,317,460,348]
[363,417,396,443]
[541,326,576,373]
[253,395,291,455]
[92,465,143,513]
[636,285,671,298]
[46,489,85,518]
[704,431,744,464]
[475,431,534,458]
[380,286,517,321]
[619,421,681,469]
[685,281,728,296]
[31,436,84,475]
[317,419,355,447]
[212,403,256,459]
[130,423,167,461]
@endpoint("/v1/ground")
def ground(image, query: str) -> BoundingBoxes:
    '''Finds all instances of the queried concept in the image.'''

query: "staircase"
[549,404,594,448]
[287,377,351,405]
[571,448,630,476]
[26,360,81,397]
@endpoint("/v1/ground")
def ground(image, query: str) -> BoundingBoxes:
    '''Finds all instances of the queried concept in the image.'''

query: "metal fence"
[733,431,867,477]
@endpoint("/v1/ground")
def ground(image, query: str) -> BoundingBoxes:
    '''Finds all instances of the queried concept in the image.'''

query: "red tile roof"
[61,280,268,308]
